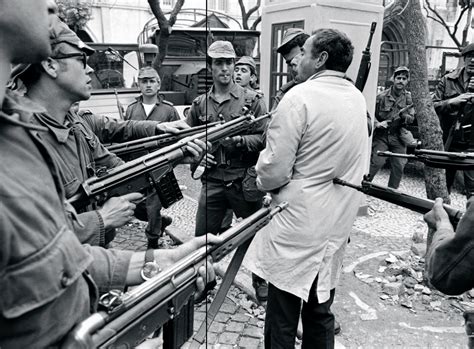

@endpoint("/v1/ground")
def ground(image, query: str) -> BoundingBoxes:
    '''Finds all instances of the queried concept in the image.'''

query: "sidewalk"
[112,167,470,348]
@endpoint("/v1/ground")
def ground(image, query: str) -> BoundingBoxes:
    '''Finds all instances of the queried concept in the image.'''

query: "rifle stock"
[377,149,474,170]
[106,123,218,161]
[333,178,463,228]
[62,202,288,348]
[68,111,272,211]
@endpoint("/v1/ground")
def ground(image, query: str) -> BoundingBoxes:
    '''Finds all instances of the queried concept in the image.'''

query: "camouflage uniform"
[368,85,415,189]
[0,90,132,348]
[433,66,474,197]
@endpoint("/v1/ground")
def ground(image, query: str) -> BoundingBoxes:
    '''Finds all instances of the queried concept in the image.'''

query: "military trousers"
[368,130,407,189]
[195,178,261,236]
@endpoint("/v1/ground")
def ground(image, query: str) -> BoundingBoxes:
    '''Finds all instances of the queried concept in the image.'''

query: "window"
[270,21,304,102]
[218,0,228,12]
[162,0,175,6]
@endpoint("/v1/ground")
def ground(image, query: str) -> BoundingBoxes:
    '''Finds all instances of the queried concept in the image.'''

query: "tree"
[405,0,450,249]
[237,0,262,30]
[147,0,185,73]
[423,0,473,49]
[56,0,93,33]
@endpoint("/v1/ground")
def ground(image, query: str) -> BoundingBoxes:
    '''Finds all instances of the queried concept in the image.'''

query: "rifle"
[106,123,219,162]
[377,149,474,170]
[333,178,463,228]
[68,110,272,210]
[62,202,288,349]
[114,89,125,120]
[355,21,377,92]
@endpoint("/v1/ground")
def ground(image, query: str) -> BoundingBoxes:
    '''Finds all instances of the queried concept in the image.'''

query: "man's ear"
[40,58,60,79]
[315,51,328,70]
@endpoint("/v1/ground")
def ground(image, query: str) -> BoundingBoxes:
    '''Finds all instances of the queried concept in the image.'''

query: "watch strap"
[144,248,155,264]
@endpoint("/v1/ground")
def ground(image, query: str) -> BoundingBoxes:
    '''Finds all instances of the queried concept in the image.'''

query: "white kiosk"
[259,0,385,116]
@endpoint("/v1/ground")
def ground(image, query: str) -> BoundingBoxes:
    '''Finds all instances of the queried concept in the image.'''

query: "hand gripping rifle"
[106,123,218,162]
[68,110,272,210]
[333,178,463,228]
[62,202,288,349]
[377,149,474,170]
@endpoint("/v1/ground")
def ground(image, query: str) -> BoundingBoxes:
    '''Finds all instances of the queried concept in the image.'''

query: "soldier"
[0,5,216,348]
[125,66,183,248]
[424,197,474,348]
[234,56,259,90]
[367,66,415,189]
[11,20,192,248]
[433,43,474,198]
[186,40,269,303]
[272,28,310,109]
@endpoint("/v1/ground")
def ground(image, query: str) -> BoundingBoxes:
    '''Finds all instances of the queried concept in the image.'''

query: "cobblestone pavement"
[112,165,469,348]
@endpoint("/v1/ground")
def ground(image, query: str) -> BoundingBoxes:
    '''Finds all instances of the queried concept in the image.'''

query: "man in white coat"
[246,28,369,348]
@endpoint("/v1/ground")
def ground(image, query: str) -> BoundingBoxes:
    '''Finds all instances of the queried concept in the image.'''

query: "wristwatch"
[140,249,161,281]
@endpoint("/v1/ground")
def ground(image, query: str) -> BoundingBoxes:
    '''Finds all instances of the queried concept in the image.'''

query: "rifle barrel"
[377,151,415,159]
[333,178,463,227]
[63,201,288,348]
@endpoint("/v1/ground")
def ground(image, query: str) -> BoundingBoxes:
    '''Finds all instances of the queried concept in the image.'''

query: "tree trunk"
[404,0,450,249]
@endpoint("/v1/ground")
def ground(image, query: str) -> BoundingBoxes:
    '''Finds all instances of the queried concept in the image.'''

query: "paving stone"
[239,336,262,348]
[214,312,232,323]
[218,332,240,345]
[208,321,226,333]
[232,313,251,323]
[220,302,238,314]
[243,325,264,338]
[226,321,245,332]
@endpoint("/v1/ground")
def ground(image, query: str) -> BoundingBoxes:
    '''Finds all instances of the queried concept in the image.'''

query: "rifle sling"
[190,241,250,348]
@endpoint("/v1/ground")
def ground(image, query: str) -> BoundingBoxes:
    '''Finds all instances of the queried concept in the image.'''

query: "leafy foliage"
[56,0,93,33]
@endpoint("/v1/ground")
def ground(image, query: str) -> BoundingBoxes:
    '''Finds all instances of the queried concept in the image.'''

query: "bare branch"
[247,0,261,18]
[238,0,249,30]
[169,0,185,27]
[147,0,168,28]
[250,15,261,31]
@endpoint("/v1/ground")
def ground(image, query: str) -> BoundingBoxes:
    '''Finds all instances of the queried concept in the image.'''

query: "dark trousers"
[134,191,163,240]
[368,131,407,189]
[446,168,474,199]
[195,179,261,236]
[265,277,335,349]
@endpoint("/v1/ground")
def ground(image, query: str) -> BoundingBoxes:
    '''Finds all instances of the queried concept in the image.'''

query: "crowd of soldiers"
[1,1,473,348]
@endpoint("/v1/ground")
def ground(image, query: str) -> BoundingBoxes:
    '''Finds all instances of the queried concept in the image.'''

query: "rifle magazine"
[156,171,183,209]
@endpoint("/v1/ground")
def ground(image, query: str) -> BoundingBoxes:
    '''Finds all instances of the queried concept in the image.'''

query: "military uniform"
[0,90,132,348]
[125,95,180,122]
[31,110,126,246]
[125,91,180,246]
[368,85,415,189]
[433,66,474,197]
[187,81,267,236]
[79,109,158,144]
[426,197,474,347]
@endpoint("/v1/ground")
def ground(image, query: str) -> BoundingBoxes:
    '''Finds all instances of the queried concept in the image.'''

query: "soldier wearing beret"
[272,28,310,110]
[433,43,474,198]
[1,9,217,347]
[126,66,182,248]
[186,40,269,302]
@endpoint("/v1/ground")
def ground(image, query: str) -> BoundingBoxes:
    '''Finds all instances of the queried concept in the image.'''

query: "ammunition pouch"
[242,166,264,202]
